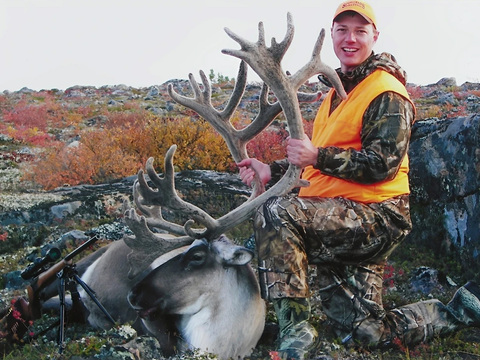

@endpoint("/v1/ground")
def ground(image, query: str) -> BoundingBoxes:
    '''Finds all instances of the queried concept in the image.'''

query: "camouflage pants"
[254,194,461,347]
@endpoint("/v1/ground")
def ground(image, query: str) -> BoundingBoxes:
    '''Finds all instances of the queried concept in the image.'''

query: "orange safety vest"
[299,70,415,203]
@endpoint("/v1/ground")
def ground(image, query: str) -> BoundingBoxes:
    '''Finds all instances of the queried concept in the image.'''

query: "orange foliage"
[247,128,287,164]
[245,118,313,164]
[1,93,89,145]
[145,116,233,172]
[23,129,142,189]
[23,114,236,190]
[19,99,309,190]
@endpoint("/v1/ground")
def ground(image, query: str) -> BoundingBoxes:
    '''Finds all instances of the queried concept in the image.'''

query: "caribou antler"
[168,61,323,164]
[222,12,346,140]
[168,61,321,198]
[122,205,192,278]
[131,184,186,236]
[129,13,346,241]
[134,145,220,239]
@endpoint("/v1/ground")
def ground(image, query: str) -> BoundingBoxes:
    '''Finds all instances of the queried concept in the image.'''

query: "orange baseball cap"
[333,1,377,29]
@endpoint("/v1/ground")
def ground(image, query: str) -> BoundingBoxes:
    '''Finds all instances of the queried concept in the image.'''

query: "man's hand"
[237,158,271,187]
[287,134,318,168]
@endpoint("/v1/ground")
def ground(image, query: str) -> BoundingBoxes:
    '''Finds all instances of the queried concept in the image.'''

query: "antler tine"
[224,14,293,67]
[123,207,193,278]
[135,145,223,239]
[123,208,192,252]
[291,28,347,100]
[221,60,248,120]
[168,63,248,162]
[236,83,280,140]
[297,91,323,103]
[131,184,187,236]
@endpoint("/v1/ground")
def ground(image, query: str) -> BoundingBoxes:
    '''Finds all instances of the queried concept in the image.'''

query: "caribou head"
[127,235,264,358]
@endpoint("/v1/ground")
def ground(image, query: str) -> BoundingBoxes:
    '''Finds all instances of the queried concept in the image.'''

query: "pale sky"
[0,0,478,92]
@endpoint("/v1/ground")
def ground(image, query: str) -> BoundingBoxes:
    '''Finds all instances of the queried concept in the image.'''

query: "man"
[238,1,480,359]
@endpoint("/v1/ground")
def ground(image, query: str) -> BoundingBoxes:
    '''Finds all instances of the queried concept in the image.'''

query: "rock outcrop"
[408,114,480,277]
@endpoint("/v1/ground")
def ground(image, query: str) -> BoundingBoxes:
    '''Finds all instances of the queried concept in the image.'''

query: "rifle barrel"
[64,235,99,261]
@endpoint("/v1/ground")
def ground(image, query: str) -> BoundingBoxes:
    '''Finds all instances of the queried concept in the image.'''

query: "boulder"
[408,114,480,274]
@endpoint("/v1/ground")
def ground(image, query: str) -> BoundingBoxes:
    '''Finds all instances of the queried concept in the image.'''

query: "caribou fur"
[47,235,265,359]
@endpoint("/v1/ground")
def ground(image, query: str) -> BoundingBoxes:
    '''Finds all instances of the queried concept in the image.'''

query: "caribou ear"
[228,246,253,265]
[222,247,253,266]
[214,235,254,266]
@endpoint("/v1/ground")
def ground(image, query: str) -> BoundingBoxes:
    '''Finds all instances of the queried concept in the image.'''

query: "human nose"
[345,31,356,42]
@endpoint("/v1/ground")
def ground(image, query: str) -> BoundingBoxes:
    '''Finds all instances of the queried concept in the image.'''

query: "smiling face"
[331,12,379,73]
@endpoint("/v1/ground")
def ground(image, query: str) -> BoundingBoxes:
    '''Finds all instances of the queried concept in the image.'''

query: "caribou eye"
[192,253,204,262]
[183,249,207,270]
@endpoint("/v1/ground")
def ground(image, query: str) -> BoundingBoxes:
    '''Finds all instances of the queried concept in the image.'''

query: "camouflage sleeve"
[266,159,301,194]
[314,92,415,184]
[267,159,290,187]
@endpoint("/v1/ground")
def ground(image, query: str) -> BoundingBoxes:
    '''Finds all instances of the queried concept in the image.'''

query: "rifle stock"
[26,235,98,319]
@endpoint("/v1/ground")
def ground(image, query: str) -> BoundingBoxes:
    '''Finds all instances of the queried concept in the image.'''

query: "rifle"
[0,235,99,345]
[25,235,99,319]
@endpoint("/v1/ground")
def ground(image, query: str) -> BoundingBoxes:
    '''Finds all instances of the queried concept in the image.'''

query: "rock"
[18,87,34,94]
[146,86,160,98]
[408,115,480,271]
[0,134,13,142]
[409,266,447,295]
[50,201,82,219]
[434,92,458,106]
[436,77,457,87]
[2,270,29,289]
[409,115,480,203]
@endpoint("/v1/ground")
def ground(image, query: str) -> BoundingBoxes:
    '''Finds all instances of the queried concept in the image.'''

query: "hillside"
[0,76,480,360]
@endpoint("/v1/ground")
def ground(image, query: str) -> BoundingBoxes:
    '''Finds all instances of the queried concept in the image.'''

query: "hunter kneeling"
[237,1,480,359]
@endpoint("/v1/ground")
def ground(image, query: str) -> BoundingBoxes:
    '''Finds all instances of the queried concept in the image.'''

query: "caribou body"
[74,235,265,359]
[128,236,265,358]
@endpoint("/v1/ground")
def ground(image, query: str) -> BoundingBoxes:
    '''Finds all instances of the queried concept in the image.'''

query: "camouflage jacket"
[269,52,415,187]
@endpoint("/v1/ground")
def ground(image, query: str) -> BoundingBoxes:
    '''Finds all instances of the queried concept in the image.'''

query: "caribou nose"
[127,287,141,308]
[127,291,149,318]
[127,287,165,319]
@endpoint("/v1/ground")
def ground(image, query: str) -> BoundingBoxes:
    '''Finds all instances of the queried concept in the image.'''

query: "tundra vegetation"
[1,81,480,360]
[1,24,480,360]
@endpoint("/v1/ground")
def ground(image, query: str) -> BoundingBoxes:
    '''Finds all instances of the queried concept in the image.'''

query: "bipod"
[56,263,115,353]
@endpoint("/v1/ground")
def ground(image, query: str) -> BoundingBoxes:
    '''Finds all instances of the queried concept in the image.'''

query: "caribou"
[77,233,264,359]
[40,13,346,359]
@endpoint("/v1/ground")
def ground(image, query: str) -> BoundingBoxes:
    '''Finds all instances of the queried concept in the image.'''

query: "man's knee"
[254,196,292,228]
